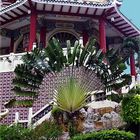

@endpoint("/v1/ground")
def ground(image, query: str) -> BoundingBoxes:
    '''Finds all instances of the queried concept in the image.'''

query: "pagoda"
[0,0,140,125]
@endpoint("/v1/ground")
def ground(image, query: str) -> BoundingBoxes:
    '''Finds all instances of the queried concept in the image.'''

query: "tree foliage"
[121,94,140,124]
[71,129,135,140]
[5,37,131,107]
[120,37,140,71]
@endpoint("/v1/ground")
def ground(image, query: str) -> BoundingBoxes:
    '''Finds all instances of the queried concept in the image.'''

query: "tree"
[120,37,140,73]
[53,78,89,113]
[53,78,90,137]
[5,37,131,107]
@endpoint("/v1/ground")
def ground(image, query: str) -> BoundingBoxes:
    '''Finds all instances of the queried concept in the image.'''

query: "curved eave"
[0,0,28,14]
[106,6,140,37]
[32,0,115,8]
[0,0,139,38]
[0,0,29,25]
[0,0,115,26]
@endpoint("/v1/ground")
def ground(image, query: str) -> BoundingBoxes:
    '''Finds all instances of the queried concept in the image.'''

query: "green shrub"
[32,121,62,140]
[128,88,140,95]
[51,107,63,121]
[71,129,135,140]
[121,94,140,124]
[0,124,33,140]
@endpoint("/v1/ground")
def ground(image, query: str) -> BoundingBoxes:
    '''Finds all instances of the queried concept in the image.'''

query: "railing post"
[32,42,37,50]
[27,107,33,128]
[15,112,19,124]
[9,53,14,70]
[79,36,83,47]
[136,74,140,86]
[131,75,136,89]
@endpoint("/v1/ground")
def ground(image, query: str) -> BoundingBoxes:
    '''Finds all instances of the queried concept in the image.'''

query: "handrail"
[0,48,67,72]
[122,76,136,93]
[18,120,28,123]
[14,101,54,127]
[32,102,53,124]
[0,52,26,72]
[32,101,53,118]
[0,52,26,58]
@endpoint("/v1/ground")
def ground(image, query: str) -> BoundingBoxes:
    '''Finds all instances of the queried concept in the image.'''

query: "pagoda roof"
[0,0,140,37]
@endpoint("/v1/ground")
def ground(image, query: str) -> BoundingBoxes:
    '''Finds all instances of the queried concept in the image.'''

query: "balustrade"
[0,53,26,72]
[14,102,53,128]
[0,48,71,72]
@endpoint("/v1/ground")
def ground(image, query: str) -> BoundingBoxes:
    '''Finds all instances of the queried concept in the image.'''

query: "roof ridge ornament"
[32,0,114,7]
[114,0,122,6]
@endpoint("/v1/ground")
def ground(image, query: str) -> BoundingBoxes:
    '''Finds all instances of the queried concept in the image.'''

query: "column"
[28,9,37,51]
[82,30,89,46]
[99,18,106,53]
[9,37,14,53]
[23,33,29,52]
[130,53,136,76]
[40,26,46,48]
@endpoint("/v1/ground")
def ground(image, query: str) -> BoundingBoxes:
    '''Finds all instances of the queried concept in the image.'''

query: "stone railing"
[0,53,26,72]
[121,76,136,93]
[14,101,53,128]
[0,46,75,73]
[32,101,53,127]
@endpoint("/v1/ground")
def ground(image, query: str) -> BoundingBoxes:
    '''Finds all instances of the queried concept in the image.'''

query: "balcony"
[0,53,25,72]
[0,47,72,72]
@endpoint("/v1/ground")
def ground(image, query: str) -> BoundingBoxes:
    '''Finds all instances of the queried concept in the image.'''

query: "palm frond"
[53,78,89,113]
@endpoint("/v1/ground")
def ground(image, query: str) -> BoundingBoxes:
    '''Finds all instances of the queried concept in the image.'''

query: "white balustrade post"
[136,73,140,86]
[27,107,33,128]
[131,75,136,89]
[79,36,83,47]
[0,52,26,72]
[15,112,19,124]
[131,75,136,84]
[32,42,37,50]
[9,53,14,70]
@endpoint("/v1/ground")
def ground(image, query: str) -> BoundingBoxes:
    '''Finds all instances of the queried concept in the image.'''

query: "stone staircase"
[121,76,136,93]
[14,101,53,128]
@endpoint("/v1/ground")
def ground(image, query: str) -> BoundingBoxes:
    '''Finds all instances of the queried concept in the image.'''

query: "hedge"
[121,94,140,124]
[71,129,135,140]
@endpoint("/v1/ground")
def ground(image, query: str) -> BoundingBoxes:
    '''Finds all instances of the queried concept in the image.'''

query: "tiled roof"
[0,0,139,37]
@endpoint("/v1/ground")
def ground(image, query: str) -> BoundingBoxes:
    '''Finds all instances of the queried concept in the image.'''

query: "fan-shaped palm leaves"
[53,78,89,113]
[6,37,131,107]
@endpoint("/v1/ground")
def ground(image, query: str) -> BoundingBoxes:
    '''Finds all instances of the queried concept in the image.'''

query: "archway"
[48,30,79,48]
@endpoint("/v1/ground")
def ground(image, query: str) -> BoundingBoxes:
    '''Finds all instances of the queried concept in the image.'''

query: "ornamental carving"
[83,0,107,3]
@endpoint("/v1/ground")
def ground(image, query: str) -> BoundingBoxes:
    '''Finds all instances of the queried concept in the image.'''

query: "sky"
[120,0,140,74]
[120,0,140,29]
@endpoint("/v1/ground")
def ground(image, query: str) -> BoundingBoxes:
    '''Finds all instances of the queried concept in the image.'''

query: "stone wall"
[0,67,104,124]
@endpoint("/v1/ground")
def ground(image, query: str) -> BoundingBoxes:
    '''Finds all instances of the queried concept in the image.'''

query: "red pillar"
[82,30,89,46]
[28,9,37,51]
[99,18,106,53]
[9,37,14,53]
[130,53,136,76]
[40,27,46,48]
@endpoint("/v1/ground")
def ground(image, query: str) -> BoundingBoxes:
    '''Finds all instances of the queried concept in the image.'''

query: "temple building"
[0,0,140,125]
